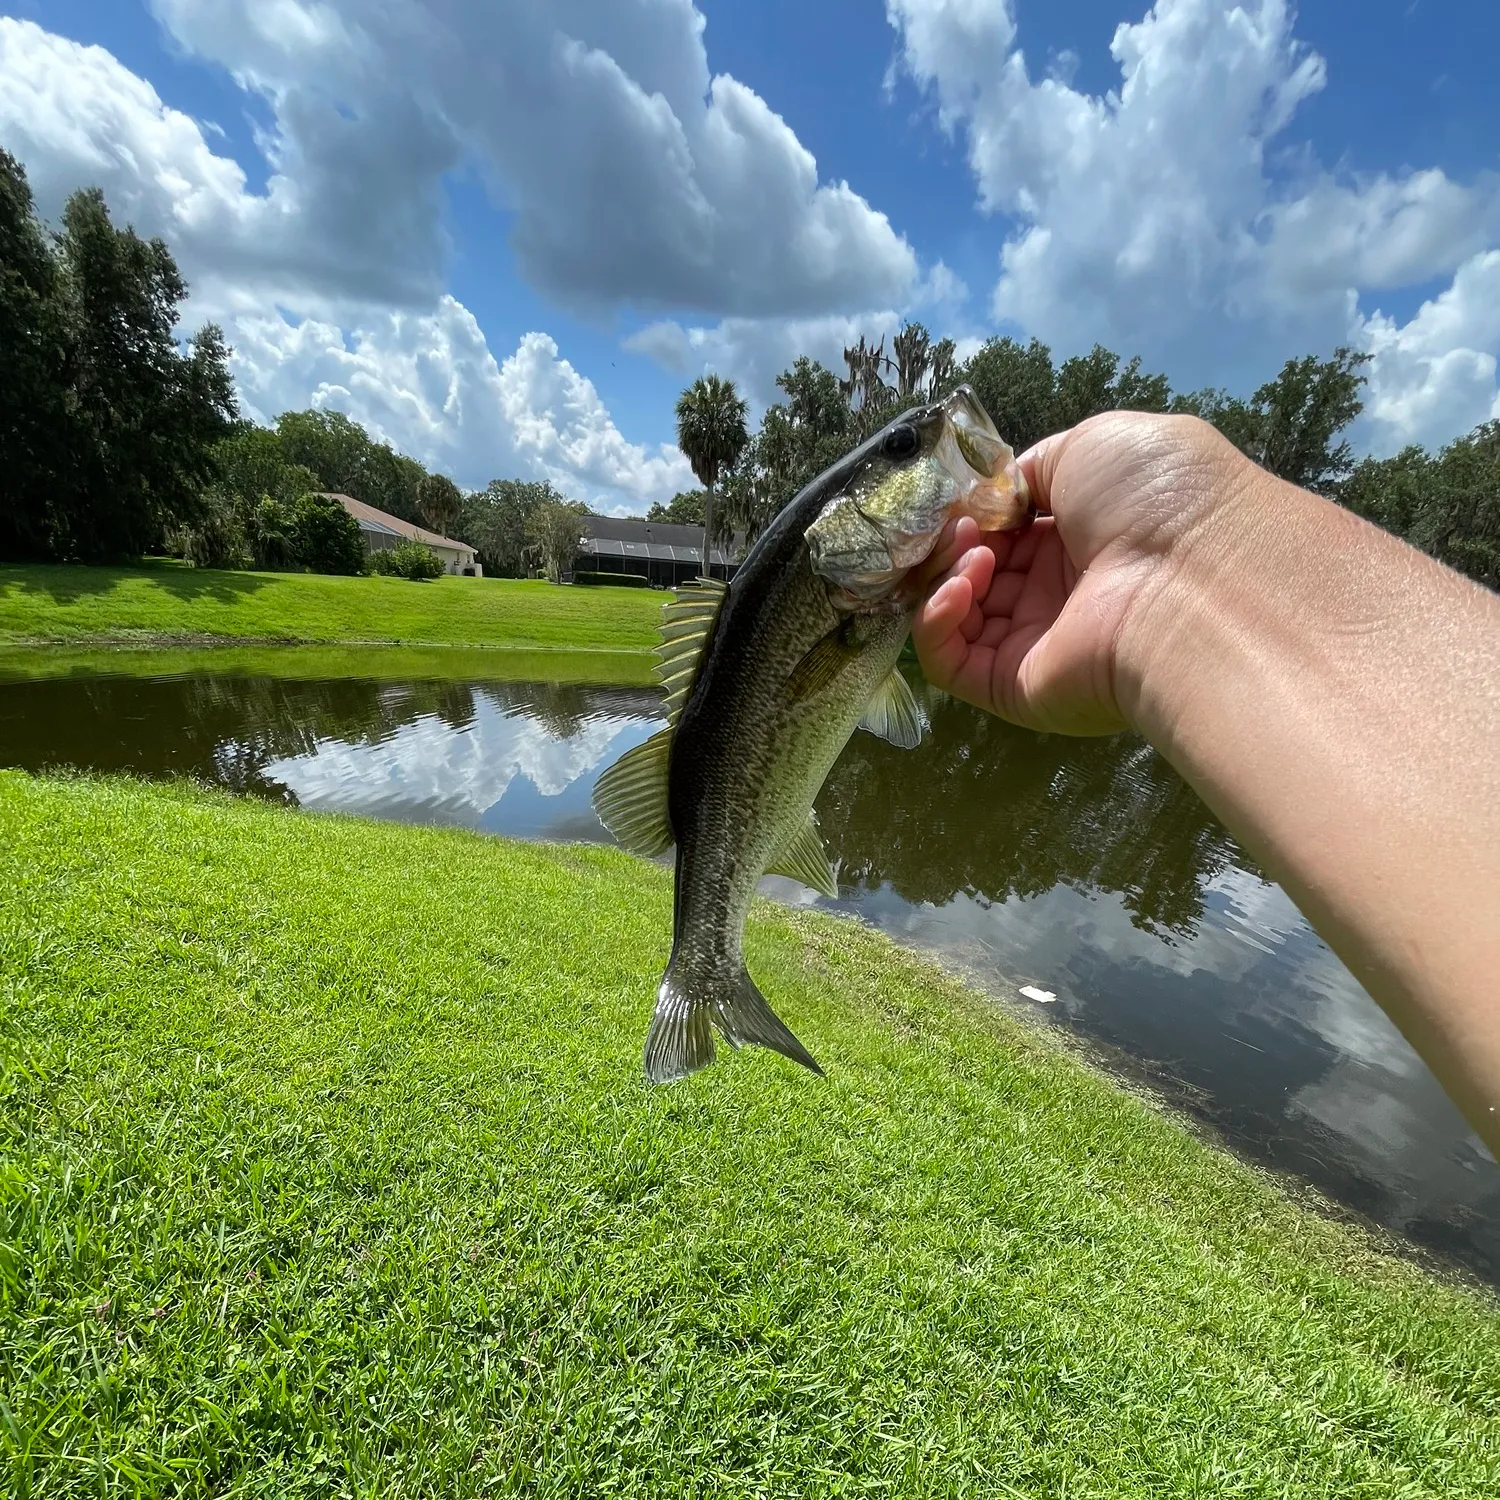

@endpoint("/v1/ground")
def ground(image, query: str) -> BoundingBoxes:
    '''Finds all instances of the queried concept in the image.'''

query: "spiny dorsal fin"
[858,667,926,749]
[656,575,728,727]
[766,811,838,898]
[591,727,673,856]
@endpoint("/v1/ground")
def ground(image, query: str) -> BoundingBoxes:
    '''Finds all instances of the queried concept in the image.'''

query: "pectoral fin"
[858,668,926,749]
[591,728,673,856]
[766,812,838,898]
[786,630,861,701]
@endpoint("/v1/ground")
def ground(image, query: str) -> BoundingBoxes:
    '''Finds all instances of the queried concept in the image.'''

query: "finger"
[909,514,980,595]
[911,572,974,686]
[1015,430,1073,517]
[912,544,997,680]
[981,566,1027,620]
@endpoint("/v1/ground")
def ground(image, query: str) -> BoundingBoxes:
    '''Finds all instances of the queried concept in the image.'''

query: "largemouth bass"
[593,387,1029,1082]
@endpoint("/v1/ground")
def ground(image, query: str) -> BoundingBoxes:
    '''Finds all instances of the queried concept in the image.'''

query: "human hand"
[912,412,1267,736]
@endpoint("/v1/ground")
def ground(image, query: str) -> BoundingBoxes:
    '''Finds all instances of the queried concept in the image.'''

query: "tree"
[1111,355,1174,415]
[646,490,707,524]
[720,358,856,547]
[674,374,749,580]
[1209,349,1370,494]
[55,189,237,560]
[956,337,1058,455]
[287,492,366,575]
[1052,344,1123,431]
[417,472,464,537]
[1340,423,1500,591]
[0,149,67,561]
[274,409,428,522]
[928,337,959,400]
[1417,422,1500,588]
[0,174,237,562]
[458,478,564,576]
[176,425,326,569]
[890,322,933,400]
[527,499,587,583]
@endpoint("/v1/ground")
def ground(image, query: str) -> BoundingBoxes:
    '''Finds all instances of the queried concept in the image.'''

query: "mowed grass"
[0,563,660,652]
[2,773,1498,1497]
[0,643,656,687]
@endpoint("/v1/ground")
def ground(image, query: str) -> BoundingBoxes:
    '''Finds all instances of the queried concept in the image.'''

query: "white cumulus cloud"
[885,0,1500,453]
[231,300,692,504]
[0,14,693,508]
[148,0,918,318]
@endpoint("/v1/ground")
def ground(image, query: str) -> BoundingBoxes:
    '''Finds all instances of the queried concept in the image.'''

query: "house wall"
[357,523,478,576]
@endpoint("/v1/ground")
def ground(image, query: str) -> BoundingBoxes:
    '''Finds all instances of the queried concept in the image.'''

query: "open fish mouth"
[805,386,1030,602]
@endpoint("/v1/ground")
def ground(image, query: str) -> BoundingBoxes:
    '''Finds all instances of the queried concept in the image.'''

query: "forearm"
[1120,472,1500,1153]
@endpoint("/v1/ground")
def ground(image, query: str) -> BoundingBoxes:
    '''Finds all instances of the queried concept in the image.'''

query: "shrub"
[370,538,444,580]
[572,570,649,588]
[178,487,248,569]
[249,496,296,570]
[287,492,365,575]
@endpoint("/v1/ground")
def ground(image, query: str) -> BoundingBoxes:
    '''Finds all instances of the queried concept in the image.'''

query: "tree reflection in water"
[817,681,1245,942]
[0,674,485,801]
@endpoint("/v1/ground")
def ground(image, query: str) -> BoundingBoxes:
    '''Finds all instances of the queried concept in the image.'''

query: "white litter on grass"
[1019,985,1057,1004]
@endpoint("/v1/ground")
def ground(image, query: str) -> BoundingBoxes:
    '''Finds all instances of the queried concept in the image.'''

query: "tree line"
[2,148,1493,590]
[669,327,1496,592]
[0,151,589,579]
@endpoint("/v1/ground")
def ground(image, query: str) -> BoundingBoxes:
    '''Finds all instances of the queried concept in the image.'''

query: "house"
[321,493,481,576]
[573,514,741,587]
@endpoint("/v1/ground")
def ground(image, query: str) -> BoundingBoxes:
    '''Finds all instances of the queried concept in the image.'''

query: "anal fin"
[766,812,838,898]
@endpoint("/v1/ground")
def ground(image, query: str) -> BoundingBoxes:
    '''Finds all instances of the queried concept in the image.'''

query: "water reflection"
[817,699,1243,938]
[2,661,1496,1284]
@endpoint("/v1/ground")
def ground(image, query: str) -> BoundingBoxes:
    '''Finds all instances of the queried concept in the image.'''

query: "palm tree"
[674,374,749,579]
[417,472,464,537]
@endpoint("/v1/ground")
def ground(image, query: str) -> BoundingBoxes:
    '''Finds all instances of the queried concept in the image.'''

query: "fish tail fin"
[644,959,823,1084]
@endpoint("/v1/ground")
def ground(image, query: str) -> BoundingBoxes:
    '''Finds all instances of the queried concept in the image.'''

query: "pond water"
[3,652,1497,1285]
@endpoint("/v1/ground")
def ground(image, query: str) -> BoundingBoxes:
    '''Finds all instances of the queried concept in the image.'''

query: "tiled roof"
[319,493,475,555]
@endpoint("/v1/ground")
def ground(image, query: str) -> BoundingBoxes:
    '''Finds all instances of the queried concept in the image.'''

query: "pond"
[3,648,1497,1285]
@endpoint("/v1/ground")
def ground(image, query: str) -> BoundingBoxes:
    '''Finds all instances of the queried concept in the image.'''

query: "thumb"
[1015,427,1075,517]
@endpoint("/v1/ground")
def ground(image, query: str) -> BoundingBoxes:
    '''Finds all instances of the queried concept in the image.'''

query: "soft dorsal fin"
[591,727,673,856]
[765,811,838,898]
[655,576,728,727]
[858,667,926,749]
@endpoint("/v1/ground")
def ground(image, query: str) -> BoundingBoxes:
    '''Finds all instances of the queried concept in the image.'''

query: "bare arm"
[914,414,1500,1153]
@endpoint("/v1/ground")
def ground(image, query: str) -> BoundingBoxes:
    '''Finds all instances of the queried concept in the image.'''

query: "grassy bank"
[0,643,657,686]
[3,773,1497,1496]
[0,562,660,651]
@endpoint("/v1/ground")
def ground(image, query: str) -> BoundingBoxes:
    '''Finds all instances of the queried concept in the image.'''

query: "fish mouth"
[936,385,1031,528]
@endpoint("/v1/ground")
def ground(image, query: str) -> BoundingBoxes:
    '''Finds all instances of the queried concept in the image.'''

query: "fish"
[592,385,1030,1082]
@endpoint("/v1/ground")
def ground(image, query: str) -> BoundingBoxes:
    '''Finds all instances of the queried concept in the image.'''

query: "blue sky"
[4,1,1498,511]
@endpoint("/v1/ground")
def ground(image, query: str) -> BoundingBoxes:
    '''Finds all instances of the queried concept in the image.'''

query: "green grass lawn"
[0,643,656,686]
[3,773,1498,1496]
[0,562,661,652]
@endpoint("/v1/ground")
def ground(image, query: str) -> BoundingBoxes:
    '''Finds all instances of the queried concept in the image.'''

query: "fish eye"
[883,424,919,459]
